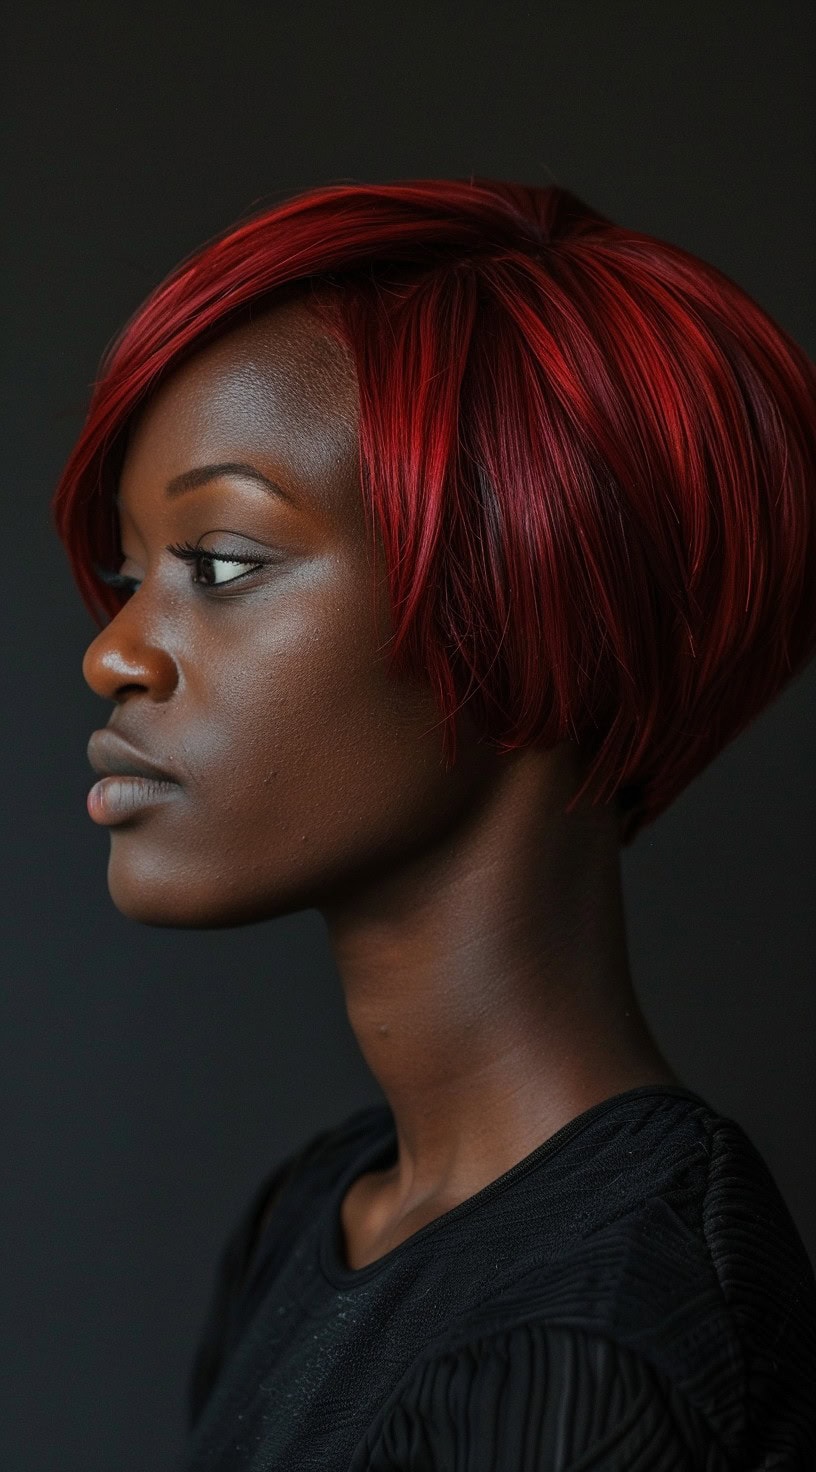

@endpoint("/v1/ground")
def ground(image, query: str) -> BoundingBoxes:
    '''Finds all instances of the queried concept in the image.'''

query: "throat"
[338,1171,448,1272]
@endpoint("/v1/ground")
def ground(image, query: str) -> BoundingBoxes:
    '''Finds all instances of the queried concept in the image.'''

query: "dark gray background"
[2,4,814,1469]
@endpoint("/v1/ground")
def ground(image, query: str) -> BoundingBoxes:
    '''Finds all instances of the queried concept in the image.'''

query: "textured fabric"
[177,1084,816,1471]
[362,1323,729,1470]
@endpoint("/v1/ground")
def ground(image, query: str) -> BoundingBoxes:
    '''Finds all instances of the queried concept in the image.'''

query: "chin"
[104,845,317,929]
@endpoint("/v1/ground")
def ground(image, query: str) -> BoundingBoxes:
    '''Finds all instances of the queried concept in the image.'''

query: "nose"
[82,615,178,702]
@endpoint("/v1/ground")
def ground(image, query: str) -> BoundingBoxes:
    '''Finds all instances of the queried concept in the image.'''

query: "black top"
[178,1084,816,1470]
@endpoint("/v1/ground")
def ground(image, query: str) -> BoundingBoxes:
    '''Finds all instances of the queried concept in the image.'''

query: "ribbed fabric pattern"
[178,1086,816,1471]
[362,1323,731,1470]
[699,1116,816,1465]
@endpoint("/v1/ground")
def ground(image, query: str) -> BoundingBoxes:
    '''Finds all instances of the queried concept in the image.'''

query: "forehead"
[116,296,360,522]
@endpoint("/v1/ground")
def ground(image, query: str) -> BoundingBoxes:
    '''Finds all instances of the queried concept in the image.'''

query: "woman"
[54,178,816,1468]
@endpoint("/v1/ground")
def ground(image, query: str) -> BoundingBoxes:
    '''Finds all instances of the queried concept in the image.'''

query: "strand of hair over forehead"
[52,176,816,845]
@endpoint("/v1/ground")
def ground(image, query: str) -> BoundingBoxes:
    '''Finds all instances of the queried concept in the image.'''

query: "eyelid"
[166,540,271,588]
[93,539,276,594]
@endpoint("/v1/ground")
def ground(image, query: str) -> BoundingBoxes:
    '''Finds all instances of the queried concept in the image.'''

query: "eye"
[93,541,273,596]
[165,540,269,588]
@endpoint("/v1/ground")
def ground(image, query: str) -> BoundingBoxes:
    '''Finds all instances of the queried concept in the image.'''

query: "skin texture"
[82,296,679,1271]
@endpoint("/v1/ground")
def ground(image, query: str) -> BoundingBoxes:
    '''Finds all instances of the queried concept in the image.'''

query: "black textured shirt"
[179,1083,816,1469]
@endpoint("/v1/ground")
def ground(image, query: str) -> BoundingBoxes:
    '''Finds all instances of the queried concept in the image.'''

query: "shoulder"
[351,1320,730,1471]
[355,1096,816,1469]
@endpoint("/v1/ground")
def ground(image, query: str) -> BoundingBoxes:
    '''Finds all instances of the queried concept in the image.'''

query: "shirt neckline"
[317,1081,710,1289]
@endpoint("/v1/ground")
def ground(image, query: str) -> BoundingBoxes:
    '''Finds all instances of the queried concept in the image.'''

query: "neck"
[321,746,678,1206]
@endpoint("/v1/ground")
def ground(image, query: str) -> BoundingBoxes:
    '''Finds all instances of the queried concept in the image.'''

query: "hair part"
[52,176,816,845]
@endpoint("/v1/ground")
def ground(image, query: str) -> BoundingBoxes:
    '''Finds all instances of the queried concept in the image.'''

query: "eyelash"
[94,540,271,595]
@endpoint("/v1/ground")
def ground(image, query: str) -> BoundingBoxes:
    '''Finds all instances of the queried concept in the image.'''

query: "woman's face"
[82,297,500,927]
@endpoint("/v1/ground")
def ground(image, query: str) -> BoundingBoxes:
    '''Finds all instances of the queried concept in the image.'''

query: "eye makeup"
[93,539,277,594]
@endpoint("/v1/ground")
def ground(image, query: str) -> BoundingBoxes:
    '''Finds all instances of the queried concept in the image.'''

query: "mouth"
[86,728,180,784]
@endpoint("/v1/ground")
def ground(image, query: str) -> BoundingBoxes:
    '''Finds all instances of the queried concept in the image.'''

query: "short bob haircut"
[52,177,816,846]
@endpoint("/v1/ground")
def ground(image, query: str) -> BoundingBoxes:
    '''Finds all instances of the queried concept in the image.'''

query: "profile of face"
[82,297,507,928]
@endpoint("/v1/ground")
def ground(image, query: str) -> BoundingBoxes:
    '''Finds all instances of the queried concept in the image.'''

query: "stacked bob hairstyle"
[53,177,816,845]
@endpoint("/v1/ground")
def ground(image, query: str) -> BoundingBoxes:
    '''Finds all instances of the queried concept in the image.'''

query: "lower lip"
[87,775,181,825]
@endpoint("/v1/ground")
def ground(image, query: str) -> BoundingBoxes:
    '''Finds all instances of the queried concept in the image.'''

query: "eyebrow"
[114,461,294,512]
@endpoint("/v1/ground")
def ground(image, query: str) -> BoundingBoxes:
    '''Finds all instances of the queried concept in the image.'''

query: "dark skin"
[82,296,679,1271]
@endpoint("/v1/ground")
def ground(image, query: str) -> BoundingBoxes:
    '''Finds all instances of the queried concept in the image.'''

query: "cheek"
[194,586,452,884]
[101,582,492,927]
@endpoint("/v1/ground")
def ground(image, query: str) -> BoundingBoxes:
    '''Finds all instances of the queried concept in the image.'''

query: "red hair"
[52,177,816,845]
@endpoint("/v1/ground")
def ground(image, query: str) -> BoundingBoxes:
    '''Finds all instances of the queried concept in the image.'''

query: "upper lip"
[87,729,179,783]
